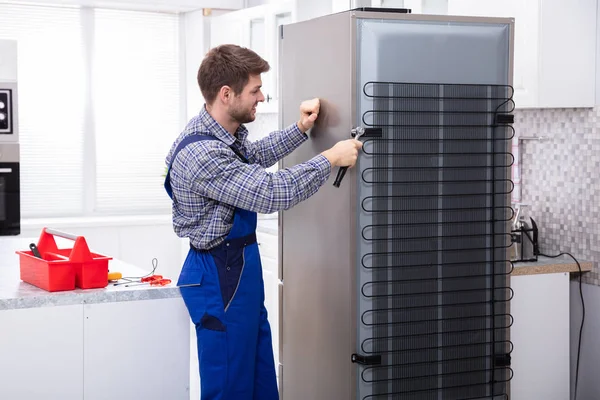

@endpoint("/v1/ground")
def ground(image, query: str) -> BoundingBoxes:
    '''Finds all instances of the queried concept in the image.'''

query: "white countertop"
[0,237,181,311]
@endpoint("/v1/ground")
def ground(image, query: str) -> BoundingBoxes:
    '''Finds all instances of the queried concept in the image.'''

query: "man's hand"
[321,139,363,168]
[297,98,320,133]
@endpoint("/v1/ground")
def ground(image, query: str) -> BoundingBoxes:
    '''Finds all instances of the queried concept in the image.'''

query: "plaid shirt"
[165,107,331,250]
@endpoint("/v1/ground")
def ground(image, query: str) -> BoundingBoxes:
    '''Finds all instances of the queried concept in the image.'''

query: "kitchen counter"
[0,238,181,311]
[0,237,189,400]
[511,255,592,276]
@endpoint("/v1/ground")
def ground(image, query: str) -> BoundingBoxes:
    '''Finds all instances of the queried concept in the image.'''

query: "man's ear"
[218,85,232,104]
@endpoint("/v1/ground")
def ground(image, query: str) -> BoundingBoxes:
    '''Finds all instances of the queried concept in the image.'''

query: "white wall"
[294,0,411,22]
[1,0,244,13]
[183,9,209,119]
[294,0,334,21]
[0,40,17,81]
[183,8,235,119]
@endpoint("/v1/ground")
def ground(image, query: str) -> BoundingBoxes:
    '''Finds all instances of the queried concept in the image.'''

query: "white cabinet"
[510,272,570,400]
[210,1,295,113]
[0,299,190,400]
[445,0,597,108]
[257,225,280,369]
[83,299,190,400]
[0,305,85,400]
[404,0,598,108]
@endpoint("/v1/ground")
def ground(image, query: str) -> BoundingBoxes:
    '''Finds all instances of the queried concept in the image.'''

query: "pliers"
[125,275,172,287]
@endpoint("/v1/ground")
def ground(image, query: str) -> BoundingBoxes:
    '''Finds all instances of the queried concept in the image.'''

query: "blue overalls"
[165,135,279,400]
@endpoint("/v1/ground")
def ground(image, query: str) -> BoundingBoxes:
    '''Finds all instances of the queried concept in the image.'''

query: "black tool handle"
[29,243,42,259]
[333,166,348,187]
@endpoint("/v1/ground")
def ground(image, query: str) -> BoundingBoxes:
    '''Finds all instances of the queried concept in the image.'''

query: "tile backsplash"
[516,106,600,285]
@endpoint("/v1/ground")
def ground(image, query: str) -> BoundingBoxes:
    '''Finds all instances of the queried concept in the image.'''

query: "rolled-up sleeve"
[189,141,331,214]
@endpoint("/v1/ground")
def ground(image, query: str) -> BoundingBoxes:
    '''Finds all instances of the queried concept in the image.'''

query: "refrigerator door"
[278,11,357,400]
[354,14,514,400]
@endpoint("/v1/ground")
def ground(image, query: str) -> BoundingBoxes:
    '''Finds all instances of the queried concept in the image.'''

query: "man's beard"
[229,102,255,124]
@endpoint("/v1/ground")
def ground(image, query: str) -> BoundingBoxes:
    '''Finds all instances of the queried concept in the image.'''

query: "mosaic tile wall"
[516,106,600,285]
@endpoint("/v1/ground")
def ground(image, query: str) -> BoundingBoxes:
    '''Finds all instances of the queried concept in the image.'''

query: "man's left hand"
[297,98,320,133]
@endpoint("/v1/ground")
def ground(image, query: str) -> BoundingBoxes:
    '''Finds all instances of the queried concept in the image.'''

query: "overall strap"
[169,134,215,168]
[165,134,248,199]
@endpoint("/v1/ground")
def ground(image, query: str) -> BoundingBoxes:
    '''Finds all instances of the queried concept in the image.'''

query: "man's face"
[228,74,265,124]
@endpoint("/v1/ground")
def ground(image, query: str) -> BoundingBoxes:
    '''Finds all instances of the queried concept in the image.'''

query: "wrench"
[332,127,365,188]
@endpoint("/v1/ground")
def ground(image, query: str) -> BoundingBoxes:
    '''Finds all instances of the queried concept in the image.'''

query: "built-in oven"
[0,81,19,142]
[0,143,20,235]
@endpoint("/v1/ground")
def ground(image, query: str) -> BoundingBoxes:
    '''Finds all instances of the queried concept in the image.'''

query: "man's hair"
[198,44,270,105]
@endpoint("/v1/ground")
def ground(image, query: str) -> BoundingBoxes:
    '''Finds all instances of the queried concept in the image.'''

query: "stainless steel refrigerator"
[278,8,515,400]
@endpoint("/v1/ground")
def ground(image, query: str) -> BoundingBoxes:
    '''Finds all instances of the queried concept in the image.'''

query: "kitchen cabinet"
[83,299,190,400]
[0,246,191,400]
[210,1,294,113]
[509,256,593,400]
[0,298,190,400]
[511,272,570,400]
[0,305,85,400]
[256,220,280,369]
[407,0,597,108]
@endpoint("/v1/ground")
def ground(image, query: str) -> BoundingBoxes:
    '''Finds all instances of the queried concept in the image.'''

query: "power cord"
[537,251,584,400]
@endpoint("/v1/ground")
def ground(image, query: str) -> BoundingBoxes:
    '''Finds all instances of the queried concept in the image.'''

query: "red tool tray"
[16,228,112,292]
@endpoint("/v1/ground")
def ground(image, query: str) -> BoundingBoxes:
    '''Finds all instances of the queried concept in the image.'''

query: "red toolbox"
[16,228,112,292]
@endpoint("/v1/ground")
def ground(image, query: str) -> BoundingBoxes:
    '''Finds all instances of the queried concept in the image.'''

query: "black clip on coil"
[333,127,365,188]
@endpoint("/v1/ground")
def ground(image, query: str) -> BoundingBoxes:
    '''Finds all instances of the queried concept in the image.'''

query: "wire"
[113,258,159,286]
[537,251,584,400]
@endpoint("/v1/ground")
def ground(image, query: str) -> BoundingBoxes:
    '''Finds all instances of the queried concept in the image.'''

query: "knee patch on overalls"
[201,312,226,331]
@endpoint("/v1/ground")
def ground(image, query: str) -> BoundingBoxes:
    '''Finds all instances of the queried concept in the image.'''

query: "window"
[93,9,180,214]
[0,3,181,218]
[0,4,86,218]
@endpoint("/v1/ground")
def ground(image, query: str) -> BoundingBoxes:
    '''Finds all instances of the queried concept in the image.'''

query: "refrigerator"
[278,8,515,400]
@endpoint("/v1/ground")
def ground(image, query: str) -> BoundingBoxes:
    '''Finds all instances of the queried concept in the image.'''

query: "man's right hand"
[321,139,363,168]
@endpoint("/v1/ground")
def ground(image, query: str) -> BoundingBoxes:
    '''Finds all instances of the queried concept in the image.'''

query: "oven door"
[0,162,20,235]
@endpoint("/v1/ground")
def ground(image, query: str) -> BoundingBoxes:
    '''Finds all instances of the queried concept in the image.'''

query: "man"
[164,44,362,400]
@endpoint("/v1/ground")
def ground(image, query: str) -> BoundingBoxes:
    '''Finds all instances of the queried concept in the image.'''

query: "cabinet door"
[210,2,294,113]
[448,0,540,108]
[0,305,84,400]
[83,298,190,400]
[536,0,596,108]
[271,11,293,108]
[510,273,570,400]
[210,11,247,48]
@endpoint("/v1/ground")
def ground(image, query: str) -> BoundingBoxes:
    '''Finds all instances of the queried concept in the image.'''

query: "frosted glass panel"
[356,18,511,86]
